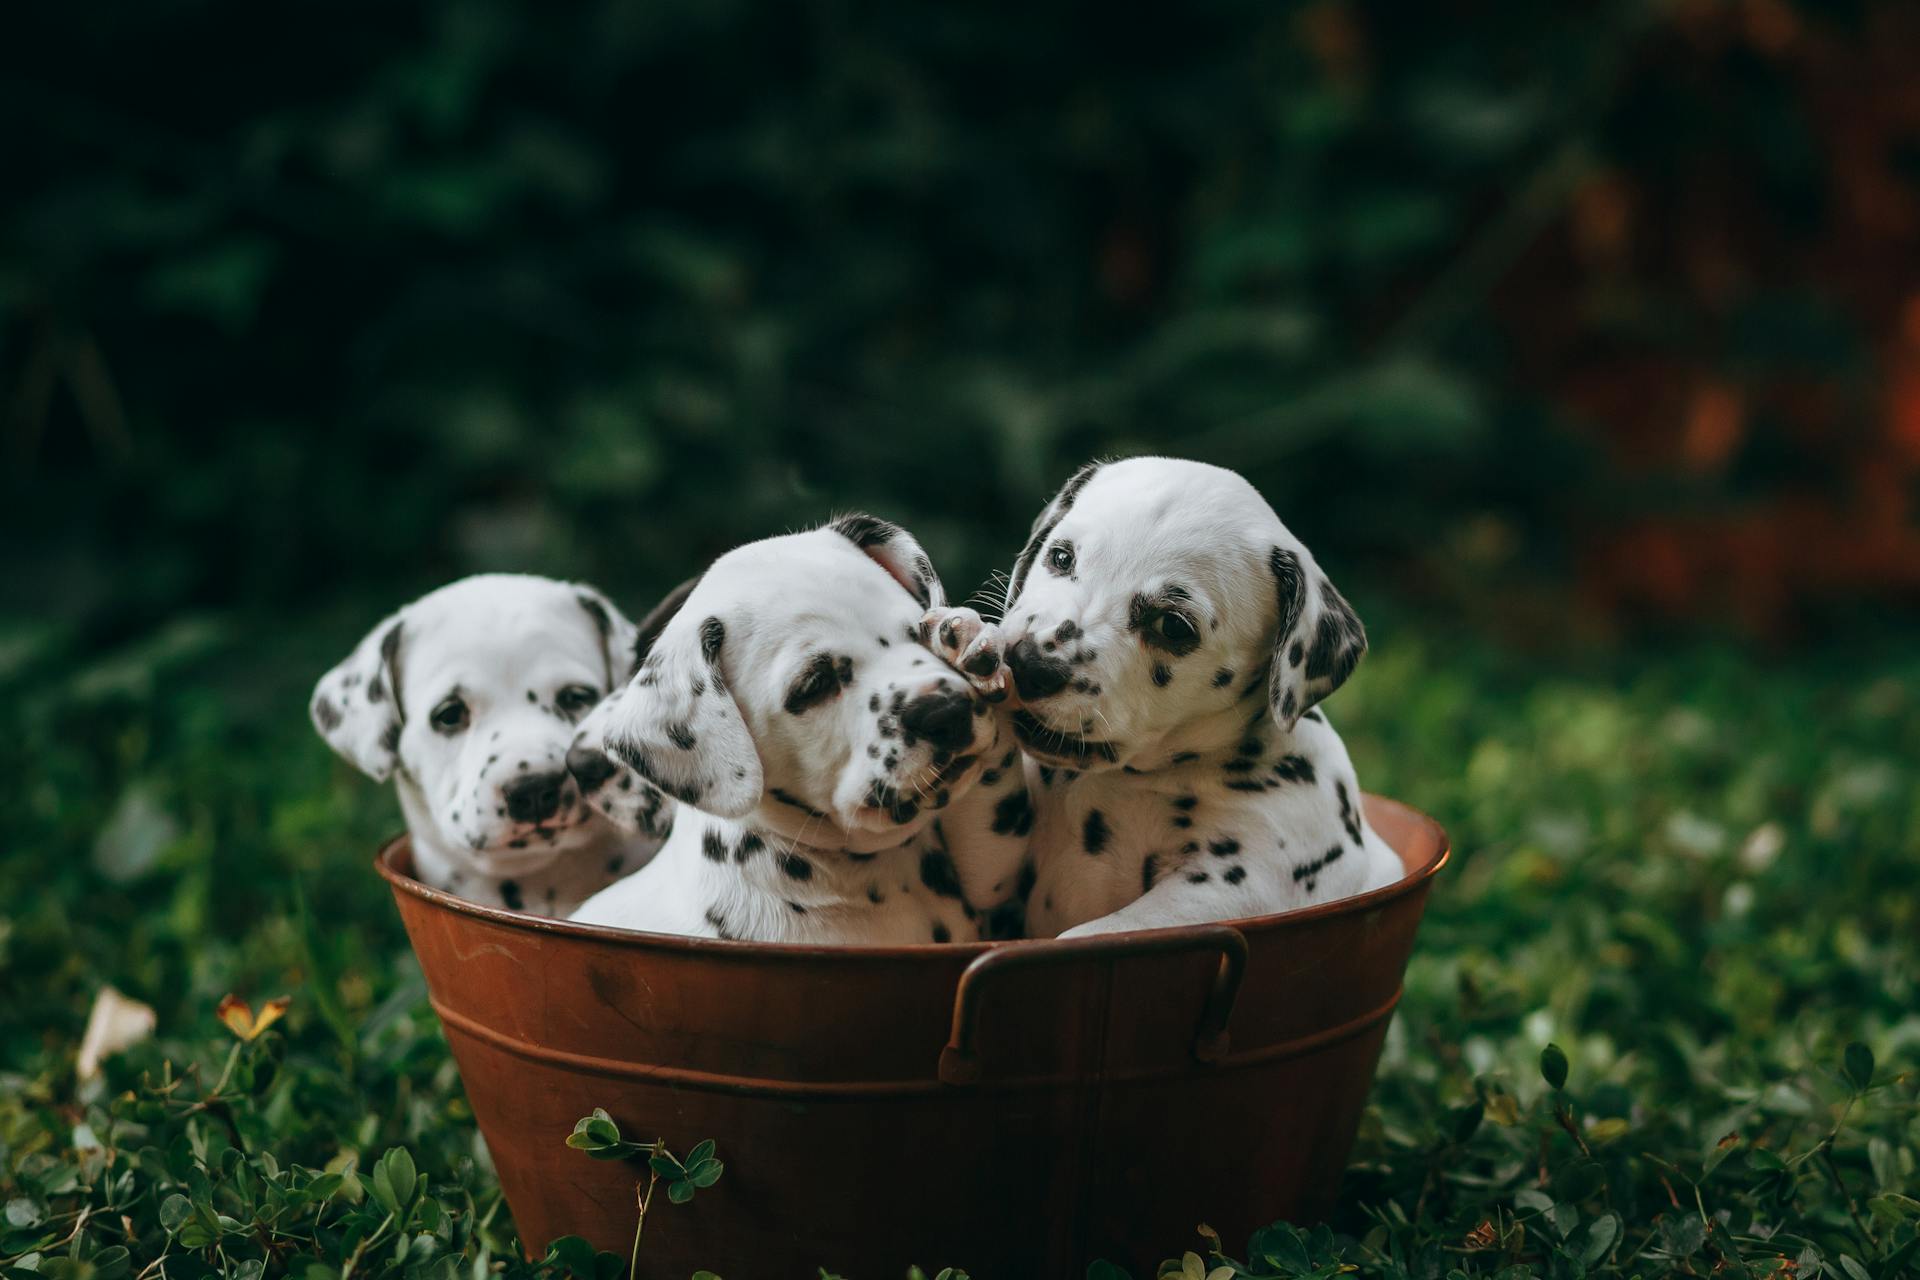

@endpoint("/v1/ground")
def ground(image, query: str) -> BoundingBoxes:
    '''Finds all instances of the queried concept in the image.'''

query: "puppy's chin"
[840,748,988,845]
[443,814,603,876]
[1010,707,1123,771]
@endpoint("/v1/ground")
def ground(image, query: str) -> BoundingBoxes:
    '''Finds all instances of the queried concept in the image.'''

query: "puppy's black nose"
[560,740,614,790]
[504,770,567,823]
[900,686,974,751]
[1006,636,1071,700]
[565,743,619,793]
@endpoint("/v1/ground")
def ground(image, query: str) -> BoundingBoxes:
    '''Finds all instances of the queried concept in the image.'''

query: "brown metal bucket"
[378,795,1448,1279]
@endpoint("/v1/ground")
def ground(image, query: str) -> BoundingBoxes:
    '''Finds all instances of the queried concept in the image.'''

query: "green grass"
[2,606,1916,1279]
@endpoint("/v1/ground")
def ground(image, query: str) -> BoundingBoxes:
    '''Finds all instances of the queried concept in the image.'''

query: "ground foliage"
[1,604,1915,1278]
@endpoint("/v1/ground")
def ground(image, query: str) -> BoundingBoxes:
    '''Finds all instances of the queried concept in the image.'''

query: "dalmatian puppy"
[567,516,1032,944]
[925,457,1402,937]
[311,574,676,916]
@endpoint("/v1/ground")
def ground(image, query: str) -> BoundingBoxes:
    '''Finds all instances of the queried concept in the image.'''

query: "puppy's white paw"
[922,606,1010,702]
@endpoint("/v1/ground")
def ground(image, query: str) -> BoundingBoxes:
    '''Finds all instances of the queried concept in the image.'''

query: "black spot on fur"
[1292,844,1346,891]
[1209,838,1241,857]
[1212,668,1234,688]
[314,696,342,732]
[1141,853,1160,893]
[665,721,697,750]
[699,617,725,666]
[1269,548,1306,643]
[1304,578,1366,688]
[830,513,898,548]
[1280,689,1297,722]
[787,900,807,914]
[1271,754,1317,785]
[1186,871,1210,884]
[1289,640,1304,667]
[1082,809,1110,854]
[499,881,523,912]
[1152,663,1173,687]
[1336,780,1364,844]
[991,790,1033,836]
[780,852,814,881]
[701,828,728,863]
[704,906,740,940]
[1224,864,1247,885]
[931,922,951,943]
[920,848,964,898]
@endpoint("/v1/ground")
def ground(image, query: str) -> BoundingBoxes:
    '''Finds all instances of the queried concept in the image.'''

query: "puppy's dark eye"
[784,655,845,715]
[1045,542,1076,576]
[429,696,470,735]
[1154,612,1197,645]
[1144,610,1201,656]
[556,685,600,716]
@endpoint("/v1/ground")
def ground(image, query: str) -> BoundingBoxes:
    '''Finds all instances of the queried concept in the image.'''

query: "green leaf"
[1843,1042,1875,1091]
[1837,1256,1871,1280]
[665,1180,695,1206]
[1540,1044,1569,1091]
[688,1160,723,1189]
[1579,1214,1619,1265]
[685,1139,717,1167]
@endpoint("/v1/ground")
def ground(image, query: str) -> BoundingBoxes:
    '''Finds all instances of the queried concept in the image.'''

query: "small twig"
[628,1143,665,1280]
[1815,1143,1875,1247]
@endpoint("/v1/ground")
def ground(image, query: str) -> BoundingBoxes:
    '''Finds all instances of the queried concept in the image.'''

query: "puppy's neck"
[1124,698,1285,775]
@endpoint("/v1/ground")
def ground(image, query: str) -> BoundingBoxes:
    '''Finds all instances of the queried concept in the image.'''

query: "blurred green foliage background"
[7,0,1918,640]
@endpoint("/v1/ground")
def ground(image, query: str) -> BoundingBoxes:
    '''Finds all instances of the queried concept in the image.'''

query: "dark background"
[3,6,1918,1275]
[7,0,1919,649]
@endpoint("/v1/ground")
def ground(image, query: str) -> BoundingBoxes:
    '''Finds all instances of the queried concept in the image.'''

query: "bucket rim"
[376,791,1448,960]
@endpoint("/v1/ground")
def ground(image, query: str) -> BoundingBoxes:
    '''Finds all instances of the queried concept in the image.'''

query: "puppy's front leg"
[921,605,1012,703]
[922,605,1030,918]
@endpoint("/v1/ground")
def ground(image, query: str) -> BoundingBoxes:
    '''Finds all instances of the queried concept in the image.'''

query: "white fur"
[934,457,1401,937]
[569,520,1031,944]
[311,574,671,916]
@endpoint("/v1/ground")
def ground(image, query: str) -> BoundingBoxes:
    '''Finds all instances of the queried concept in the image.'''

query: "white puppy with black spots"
[568,516,1032,944]
[312,574,675,916]
[926,457,1402,937]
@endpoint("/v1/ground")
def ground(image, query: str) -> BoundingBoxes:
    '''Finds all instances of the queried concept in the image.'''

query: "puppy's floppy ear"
[626,574,702,677]
[589,606,762,818]
[1265,543,1366,732]
[826,514,945,610]
[312,611,406,781]
[1006,459,1104,607]
[570,583,640,688]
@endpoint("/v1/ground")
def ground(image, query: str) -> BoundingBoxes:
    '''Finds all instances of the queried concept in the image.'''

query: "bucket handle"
[938,925,1249,1086]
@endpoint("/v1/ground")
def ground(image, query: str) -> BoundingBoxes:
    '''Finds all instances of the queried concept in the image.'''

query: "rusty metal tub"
[378,794,1447,1278]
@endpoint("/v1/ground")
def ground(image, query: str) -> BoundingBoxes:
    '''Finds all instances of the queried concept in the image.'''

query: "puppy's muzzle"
[1006,636,1072,701]
[565,742,620,793]
[900,686,975,752]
